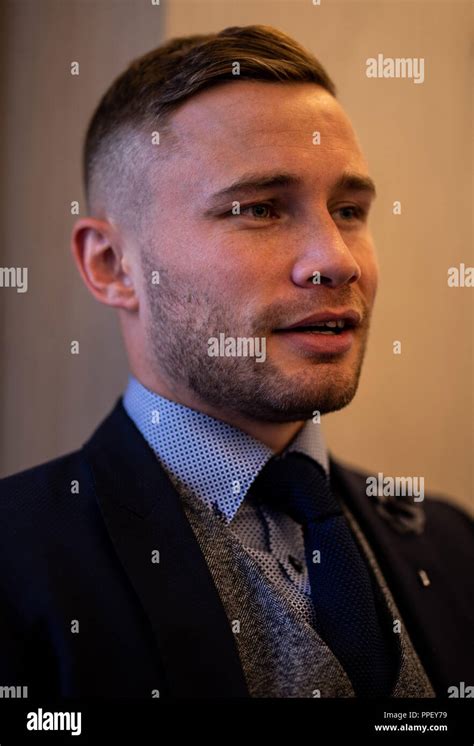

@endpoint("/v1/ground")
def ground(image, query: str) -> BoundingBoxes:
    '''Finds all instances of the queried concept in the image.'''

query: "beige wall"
[1,1,472,514]
[0,0,166,474]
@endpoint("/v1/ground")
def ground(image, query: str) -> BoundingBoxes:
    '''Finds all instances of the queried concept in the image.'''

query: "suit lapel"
[83,399,250,698]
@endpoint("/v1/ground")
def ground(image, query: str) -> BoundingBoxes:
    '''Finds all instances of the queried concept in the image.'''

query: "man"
[0,25,472,699]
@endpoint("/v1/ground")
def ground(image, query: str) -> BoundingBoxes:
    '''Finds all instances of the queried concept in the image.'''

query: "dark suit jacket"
[0,400,472,698]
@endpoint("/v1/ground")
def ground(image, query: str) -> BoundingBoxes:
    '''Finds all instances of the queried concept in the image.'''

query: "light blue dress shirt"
[123,375,330,627]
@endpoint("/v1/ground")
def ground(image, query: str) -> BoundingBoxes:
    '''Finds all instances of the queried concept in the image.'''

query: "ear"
[71,217,139,311]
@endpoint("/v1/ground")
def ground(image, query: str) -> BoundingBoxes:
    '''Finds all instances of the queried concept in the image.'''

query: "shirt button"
[288,554,303,573]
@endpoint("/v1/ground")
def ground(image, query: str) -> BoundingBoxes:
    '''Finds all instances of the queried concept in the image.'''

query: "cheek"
[356,240,379,302]
[364,259,379,300]
[209,242,266,295]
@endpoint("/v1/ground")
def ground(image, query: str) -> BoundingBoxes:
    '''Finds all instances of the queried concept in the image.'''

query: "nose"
[290,217,361,288]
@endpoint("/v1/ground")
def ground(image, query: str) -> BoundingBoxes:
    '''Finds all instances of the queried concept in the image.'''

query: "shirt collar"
[123,375,329,522]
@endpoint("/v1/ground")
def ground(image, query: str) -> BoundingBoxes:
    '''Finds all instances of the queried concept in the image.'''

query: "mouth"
[276,319,351,335]
[274,310,360,335]
[273,310,361,355]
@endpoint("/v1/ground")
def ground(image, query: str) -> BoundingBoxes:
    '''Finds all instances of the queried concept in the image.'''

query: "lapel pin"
[418,569,431,587]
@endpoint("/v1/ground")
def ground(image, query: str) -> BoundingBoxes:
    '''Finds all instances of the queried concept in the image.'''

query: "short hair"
[83,24,336,230]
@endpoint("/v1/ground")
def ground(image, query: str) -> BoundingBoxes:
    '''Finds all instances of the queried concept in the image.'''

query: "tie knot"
[250,452,340,525]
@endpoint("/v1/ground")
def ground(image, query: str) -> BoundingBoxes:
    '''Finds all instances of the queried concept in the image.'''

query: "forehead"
[162,81,367,186]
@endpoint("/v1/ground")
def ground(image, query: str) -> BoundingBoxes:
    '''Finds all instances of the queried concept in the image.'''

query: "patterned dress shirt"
[123,375,330,626]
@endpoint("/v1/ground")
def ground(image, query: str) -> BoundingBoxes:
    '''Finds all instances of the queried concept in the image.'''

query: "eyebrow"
[205,169,377,208]
[206,171,302,205]
[334,172,377,197]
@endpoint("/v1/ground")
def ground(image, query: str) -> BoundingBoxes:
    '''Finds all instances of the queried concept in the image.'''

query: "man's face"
[136,81,378,422]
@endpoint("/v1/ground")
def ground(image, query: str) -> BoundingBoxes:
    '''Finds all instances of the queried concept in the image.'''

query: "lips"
[272,309,361,355]
[274,310,361,335]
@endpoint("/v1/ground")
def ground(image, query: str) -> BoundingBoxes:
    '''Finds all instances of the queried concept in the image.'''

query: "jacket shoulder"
[0,449,85,504]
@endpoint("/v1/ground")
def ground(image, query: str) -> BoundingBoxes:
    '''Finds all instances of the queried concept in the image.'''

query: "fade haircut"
[83,24,336,234]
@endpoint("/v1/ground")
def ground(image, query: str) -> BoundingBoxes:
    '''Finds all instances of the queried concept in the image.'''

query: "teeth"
[283,319,349,332]
[310,320,346,329]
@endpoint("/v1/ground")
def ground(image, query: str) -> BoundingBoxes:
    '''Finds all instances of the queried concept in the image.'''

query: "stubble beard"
[142,255,370,423]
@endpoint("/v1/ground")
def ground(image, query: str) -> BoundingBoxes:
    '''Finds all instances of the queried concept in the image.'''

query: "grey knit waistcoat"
[179,486,435,698]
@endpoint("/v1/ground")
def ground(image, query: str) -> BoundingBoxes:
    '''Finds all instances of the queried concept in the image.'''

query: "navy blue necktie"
[250,452,399,697]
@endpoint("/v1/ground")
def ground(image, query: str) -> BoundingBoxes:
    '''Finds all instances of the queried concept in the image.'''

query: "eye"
[236,202,278,219]
[333,205,366,222]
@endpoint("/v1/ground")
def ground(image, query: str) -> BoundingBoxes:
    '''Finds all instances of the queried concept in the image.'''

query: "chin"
[243,370,362,423]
